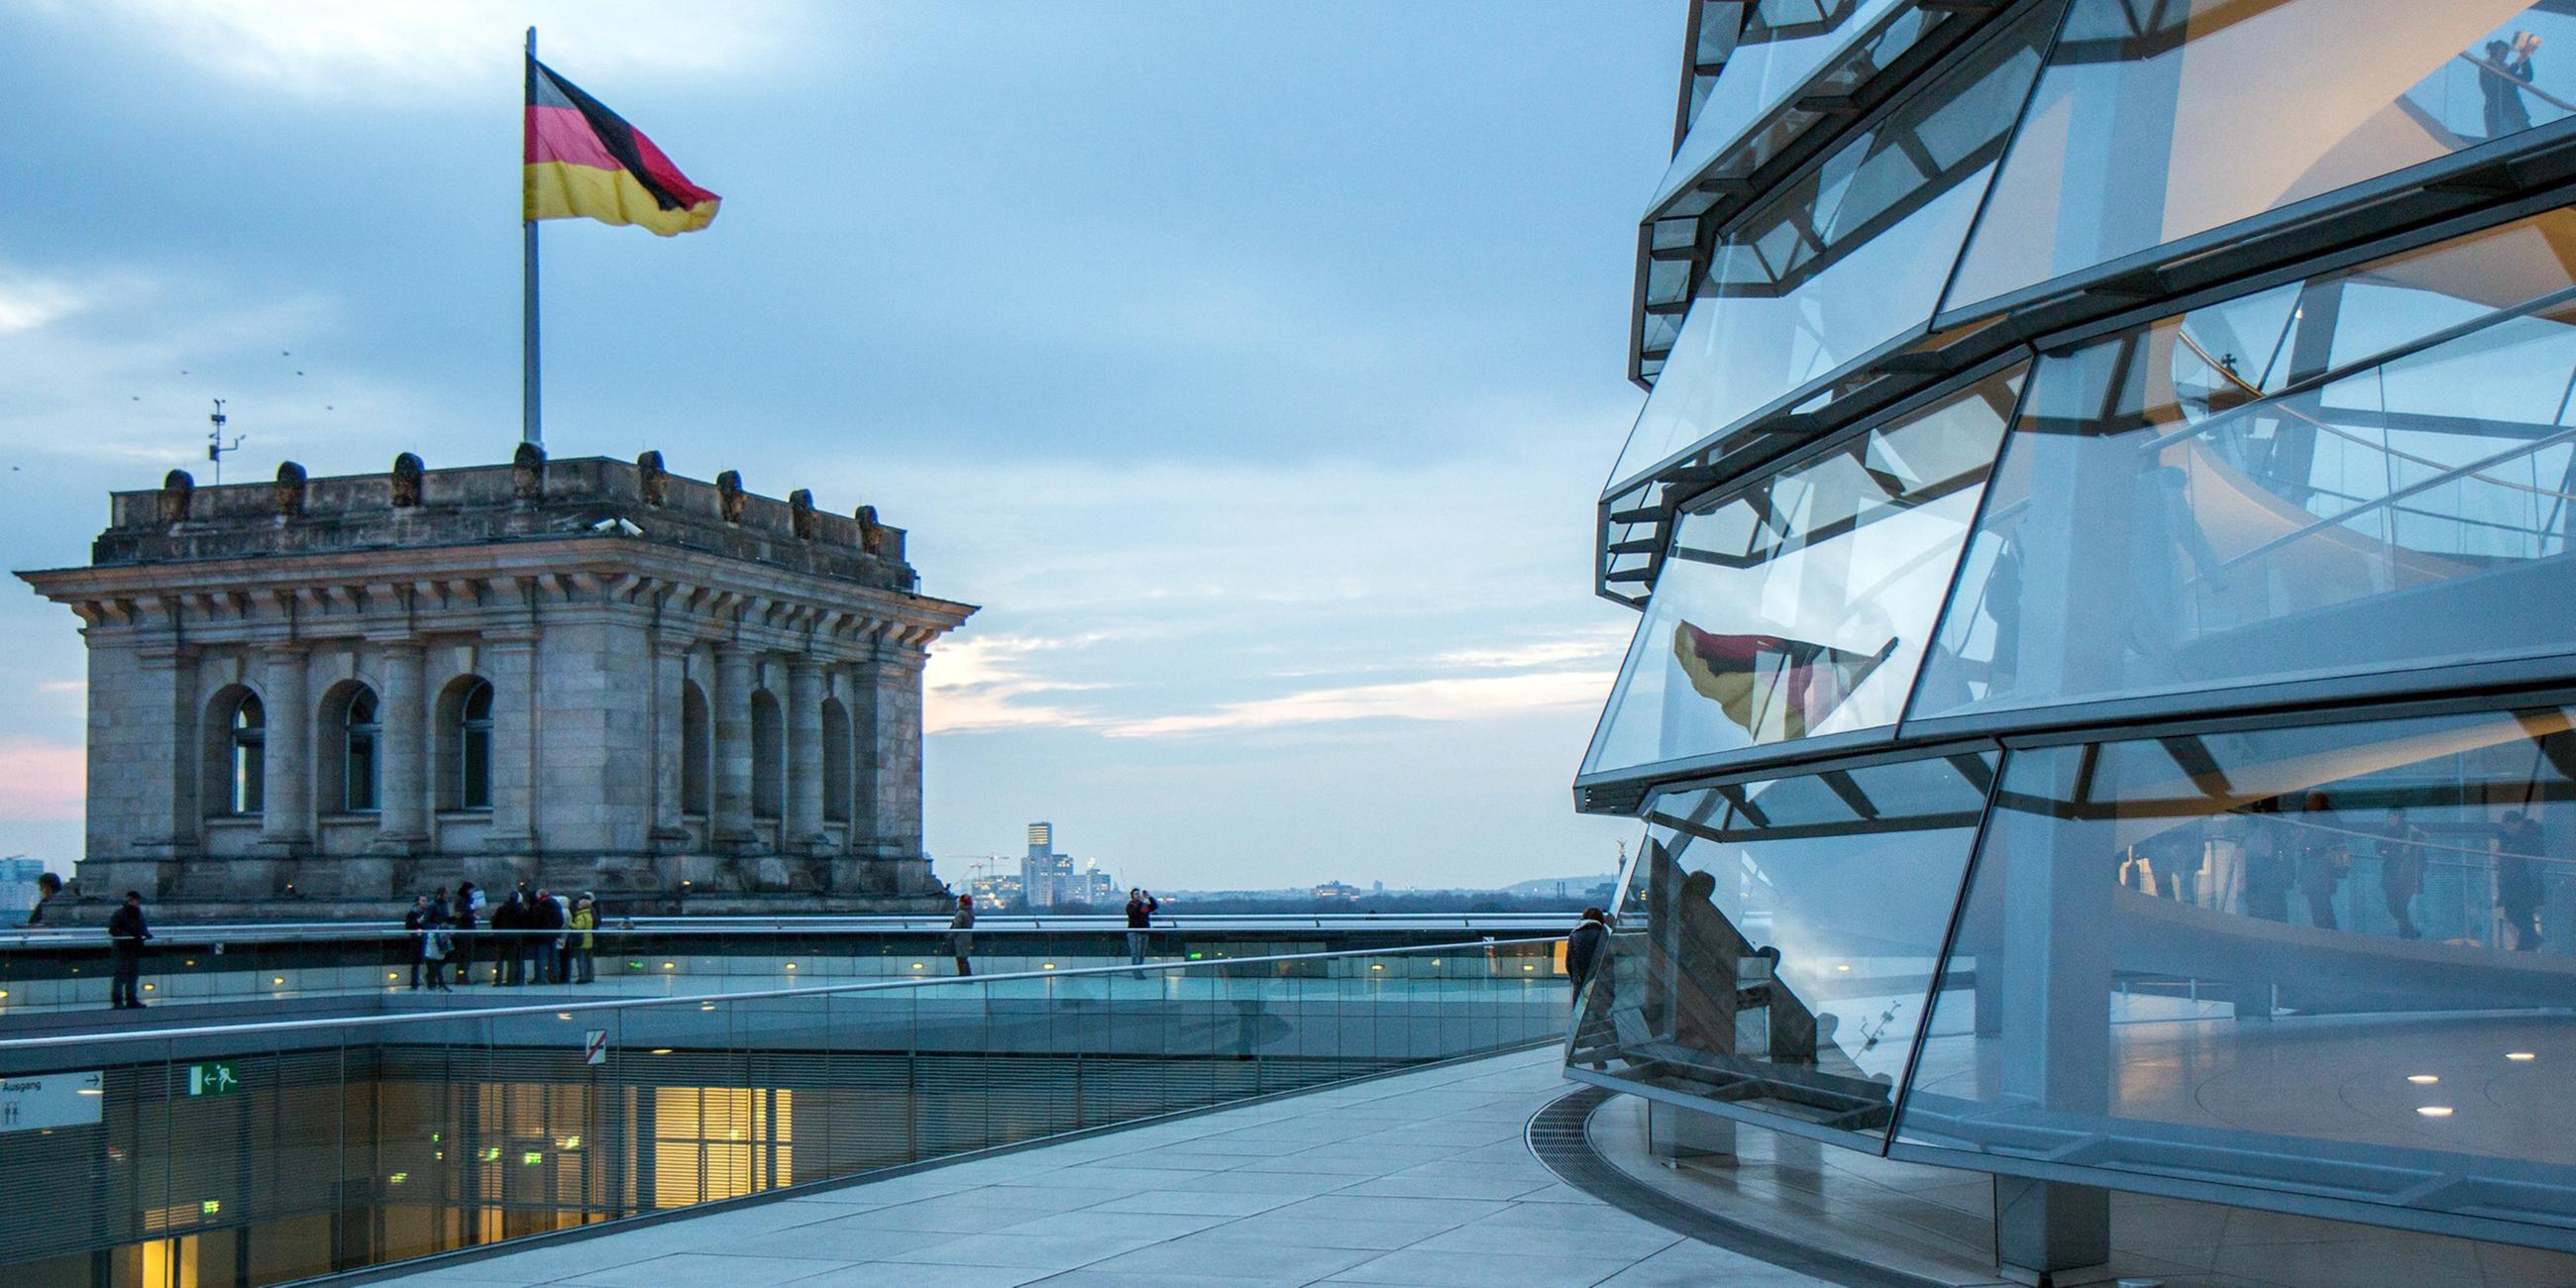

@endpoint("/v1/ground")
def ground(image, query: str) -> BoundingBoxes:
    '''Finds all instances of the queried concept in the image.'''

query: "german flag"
[1671,624,1898,742]
[524,57,719,236]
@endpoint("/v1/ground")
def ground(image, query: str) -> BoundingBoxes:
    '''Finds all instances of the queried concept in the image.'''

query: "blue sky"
[0,1,1670,891]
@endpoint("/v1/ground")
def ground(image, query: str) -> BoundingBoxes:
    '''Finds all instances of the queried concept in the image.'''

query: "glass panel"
[1570,753,1995,1143]
[1944,0,2576,312]
[1914,211,2576,720]
[1899,710,2576,1230]
[1585,366,2022,777]
[1608,8,2051,492]
[1652,0,1914,213]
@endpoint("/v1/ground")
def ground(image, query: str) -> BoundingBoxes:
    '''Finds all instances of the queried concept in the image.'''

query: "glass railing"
[0,915,1577,1016]
[0,937,1568,1287]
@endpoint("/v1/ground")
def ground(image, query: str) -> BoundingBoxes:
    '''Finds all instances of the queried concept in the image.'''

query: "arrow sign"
[582,1029,607,1066]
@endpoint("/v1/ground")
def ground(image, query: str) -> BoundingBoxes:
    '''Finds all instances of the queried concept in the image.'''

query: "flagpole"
[521,26,542,450]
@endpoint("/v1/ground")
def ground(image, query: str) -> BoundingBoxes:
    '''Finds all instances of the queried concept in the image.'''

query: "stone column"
[849,639,930,893]
[648,637,690,852]
[256,643,311,857]
[482,634,539,855]
[129,644,201,861]
[786,656,826,853]
[370,642,429,852]
[710,645,758,851]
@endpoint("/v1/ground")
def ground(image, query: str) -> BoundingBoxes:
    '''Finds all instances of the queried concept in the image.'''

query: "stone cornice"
[19,536,976,653]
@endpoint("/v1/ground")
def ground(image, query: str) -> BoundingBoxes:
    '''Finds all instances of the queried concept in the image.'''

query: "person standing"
[1124,888,1160,971]
[2375,808,2425,940]
[1565,907,1610,1005]
[452,882,482,986]
[949,894,977,977]
[420,901,454,993]
[107,891,151,1011]
[403,895,434,988]
[24,872,61,926]
[2500,810,2547,951]
[570,894,597,984]
[491,890,523,985]
[2295,793,2345,930]
[533,889,567,985]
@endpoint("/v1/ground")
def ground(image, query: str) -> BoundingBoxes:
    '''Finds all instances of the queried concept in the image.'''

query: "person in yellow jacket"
[569,894,598,985]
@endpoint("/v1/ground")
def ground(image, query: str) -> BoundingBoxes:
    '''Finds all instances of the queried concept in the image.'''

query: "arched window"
[341,687,380,812]
[459,680,493,809]
[750,690,784,821]
[434,676,495,811]
[228,694,265,815]
[681,680,711,815]
[821,698,852,823]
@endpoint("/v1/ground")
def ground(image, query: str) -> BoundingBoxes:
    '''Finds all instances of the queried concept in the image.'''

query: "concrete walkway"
[383,1047,1829,1288]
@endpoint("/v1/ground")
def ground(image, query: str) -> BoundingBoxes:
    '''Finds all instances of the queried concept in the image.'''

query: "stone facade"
[17,448,976,916]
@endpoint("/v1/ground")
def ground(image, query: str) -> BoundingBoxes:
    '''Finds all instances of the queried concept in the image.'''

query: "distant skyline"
[0,2,1670,891]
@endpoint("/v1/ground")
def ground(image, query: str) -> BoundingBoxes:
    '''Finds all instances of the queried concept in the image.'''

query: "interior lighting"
[700,1003,715,1011]
[560,1135,582,1149]
[1042,963,1055,970]
[482,1147,501,1161]
[143,983,156,991]
[556,1013,572,1020]
[2416,1107,2455,1118]
[1837,964,1853,973]
[271,977,285,985]
[201,1200,220,1217]
[77,1088,101,1096]
[387,972,399,981]
[388,1173,408,1185]
[910,963,923,971]
[0,990,11,999]
[522,1151,543,1166]
[2509,1052,2538,1061]
[651,1047,674,1054]
[2408,1075,2439,1085]
[785,963,798,971]
[1370,964,1383,972]
[1523,964,1536,972]
[661,962,676,971]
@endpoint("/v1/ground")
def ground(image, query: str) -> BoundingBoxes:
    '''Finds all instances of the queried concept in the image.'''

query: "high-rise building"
[1020,821,1076,909]
[0,857,49,913]
[1570,3,2576,1281]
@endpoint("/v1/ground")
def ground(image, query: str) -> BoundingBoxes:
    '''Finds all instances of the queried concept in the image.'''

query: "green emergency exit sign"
[185,1061,240,1097]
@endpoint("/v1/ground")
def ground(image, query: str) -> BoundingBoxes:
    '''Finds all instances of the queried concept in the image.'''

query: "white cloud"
[1102,668,1613,739]
[64,0,812,102]
[922,634,1115,735]
[0,277,83,333]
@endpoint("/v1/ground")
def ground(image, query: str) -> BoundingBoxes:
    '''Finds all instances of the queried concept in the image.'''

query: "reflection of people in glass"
[2200,813,2245,916]
[2481,34,2541,139]
[2499,809,2546,951]
[2129,465,2226,671]
[2374,807,2425,940]
[2295,792,2345,930]
[1670,869,1749,1058]
[2241,798,2293,922]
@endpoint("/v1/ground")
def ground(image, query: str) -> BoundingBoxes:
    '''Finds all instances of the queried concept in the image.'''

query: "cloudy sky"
[0,1,1671,891]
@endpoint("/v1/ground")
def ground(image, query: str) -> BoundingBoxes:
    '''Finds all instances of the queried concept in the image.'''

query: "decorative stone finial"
[716,470,746,524]
[636,450,669,506]
[390,453,425,507]
[855,504,888,557]
[511,442,546,501]
[789,488,817,539]
[273,462,307,518]
[157,470,194,525]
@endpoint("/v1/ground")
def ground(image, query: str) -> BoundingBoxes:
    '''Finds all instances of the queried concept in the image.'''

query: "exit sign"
[185,1062,240,1098]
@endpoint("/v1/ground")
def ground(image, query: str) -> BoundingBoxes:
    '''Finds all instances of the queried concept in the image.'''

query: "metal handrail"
[0,935,1565,1053]
[0,912,1578,949]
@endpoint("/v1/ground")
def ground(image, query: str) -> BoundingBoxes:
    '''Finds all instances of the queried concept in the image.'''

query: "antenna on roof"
[206,399,245,484]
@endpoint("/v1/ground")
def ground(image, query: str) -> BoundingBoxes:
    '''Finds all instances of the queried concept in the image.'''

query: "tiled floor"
[376,1047,1830,1288]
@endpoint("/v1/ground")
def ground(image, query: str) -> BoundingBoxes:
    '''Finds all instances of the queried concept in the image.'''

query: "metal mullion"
[1878,736,2009,1154]
[1890,348,2038,736]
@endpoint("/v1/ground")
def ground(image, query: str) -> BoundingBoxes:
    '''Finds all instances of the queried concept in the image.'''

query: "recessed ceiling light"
[2416,1106,2454,1118]
[2509,1052,2538,1061]
[2408,1075,2439,1084]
